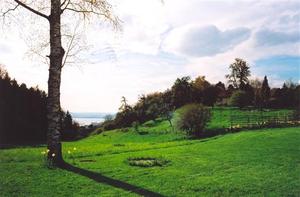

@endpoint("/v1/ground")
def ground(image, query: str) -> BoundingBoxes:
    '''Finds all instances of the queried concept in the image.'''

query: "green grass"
[1,125,299,196]
[0,107,298,196]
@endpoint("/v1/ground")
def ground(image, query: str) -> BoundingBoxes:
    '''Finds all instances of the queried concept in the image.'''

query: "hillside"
[1,125,299,196]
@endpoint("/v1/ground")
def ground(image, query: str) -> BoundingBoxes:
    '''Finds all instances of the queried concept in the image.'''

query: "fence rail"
[229,110,298,129]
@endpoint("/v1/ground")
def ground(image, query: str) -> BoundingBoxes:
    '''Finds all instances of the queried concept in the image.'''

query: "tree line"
[101,58,300,131]
[0,66,79,146]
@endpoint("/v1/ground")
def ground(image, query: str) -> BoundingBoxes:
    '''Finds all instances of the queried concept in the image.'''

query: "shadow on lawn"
[60,162,164,197]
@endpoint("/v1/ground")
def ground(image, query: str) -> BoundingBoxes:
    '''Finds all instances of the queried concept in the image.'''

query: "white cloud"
[254,29,300,46]
[162,25,251,57]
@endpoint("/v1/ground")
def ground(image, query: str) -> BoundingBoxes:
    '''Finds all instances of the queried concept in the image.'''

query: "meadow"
[0,108,299,196]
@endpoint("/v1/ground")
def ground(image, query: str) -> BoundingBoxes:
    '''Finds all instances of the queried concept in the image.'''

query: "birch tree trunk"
[47,0,65,165]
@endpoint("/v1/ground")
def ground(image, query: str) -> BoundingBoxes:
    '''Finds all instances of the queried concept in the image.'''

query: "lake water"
[71,112,114,126]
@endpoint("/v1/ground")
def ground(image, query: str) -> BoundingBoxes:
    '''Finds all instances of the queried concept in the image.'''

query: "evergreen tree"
[260,76,270,108]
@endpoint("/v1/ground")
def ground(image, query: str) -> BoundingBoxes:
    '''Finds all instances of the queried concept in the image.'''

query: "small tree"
[132,121,140,133]
[177,104,211,137]
[114,96,137,128]
[229,90,249,108]
[159,103,174,131]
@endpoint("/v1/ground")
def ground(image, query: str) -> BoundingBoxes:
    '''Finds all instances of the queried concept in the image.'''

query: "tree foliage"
[171,76,192,108]
[226,58,251,89]
[0,67,78,146]
[229,90,250,108]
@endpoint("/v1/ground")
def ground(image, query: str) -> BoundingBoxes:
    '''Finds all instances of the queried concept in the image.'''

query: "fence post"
[284,112,287,124]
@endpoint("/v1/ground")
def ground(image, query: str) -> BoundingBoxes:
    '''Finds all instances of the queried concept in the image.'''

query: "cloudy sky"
[0,0,300,112]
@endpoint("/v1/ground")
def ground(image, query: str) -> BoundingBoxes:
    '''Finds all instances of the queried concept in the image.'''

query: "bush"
[177,104,211,137]
[229,90,251,108]
[101,120,116,131]
[132,121,140,132]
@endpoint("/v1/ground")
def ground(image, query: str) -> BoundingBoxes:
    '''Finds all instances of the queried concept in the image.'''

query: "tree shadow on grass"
[60,162,164,197]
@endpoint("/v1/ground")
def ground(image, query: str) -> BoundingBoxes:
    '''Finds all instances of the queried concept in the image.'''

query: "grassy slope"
[1,127,299,196]
[0,108,298,196]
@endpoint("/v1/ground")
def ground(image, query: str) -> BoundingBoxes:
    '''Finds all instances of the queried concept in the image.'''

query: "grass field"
[1,113,299,197]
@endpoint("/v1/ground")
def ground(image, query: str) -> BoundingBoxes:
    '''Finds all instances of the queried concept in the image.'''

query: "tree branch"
[62,33,75,68]
[2,4,19,17]
[61,0,68,7]
[63,7,107,17]
[61,0,71,14]
[14,0,49,20]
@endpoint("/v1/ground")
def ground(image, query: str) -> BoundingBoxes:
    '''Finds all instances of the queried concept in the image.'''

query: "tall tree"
[226,58,251,89]
[260,76,270,108]
[1,0,119,165]
[171,76,192,108]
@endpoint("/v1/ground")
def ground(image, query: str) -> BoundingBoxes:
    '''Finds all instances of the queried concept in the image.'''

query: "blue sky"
[0,0,299,112]
[254,56,300,84]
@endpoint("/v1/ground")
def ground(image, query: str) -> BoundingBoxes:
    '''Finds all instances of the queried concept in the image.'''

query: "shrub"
[101,120,116,131]
[132,121,140,132]
[229,90,251,108]
[177,104,211,137]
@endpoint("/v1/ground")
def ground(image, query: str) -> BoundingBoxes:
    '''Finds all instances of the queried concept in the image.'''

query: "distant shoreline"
[71,112,115,126]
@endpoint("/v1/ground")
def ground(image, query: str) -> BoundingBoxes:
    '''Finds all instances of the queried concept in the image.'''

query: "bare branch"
[63,7,106,16]
[62,31,76,68]
[14,0,49,20]
[61,0,71,12]
[2,4,19,17]
[61,0,68,7]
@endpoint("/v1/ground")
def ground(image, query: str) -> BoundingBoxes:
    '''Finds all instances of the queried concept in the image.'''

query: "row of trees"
[102,58,299,131]
[0,66,79,146]
[227,58,299,109]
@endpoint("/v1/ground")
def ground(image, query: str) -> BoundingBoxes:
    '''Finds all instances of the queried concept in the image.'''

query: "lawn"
[1,125,299,196]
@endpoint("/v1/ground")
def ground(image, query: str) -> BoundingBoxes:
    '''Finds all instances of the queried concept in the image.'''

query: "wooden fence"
[229,110,298,129]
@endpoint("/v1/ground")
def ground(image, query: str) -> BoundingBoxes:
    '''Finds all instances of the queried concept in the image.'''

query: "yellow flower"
[73,147,77,151]
[52,153,55,157]
[68,150,71,154]
[41,151,46,155]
